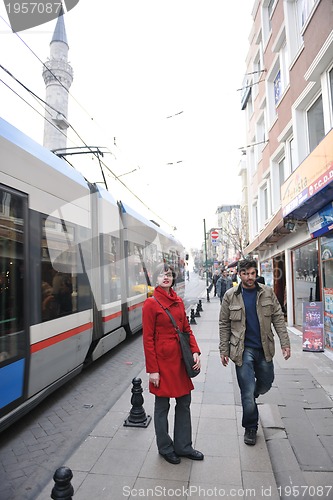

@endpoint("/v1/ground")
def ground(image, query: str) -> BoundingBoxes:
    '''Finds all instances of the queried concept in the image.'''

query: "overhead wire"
[0,14,177,231]
[0,76,69,143]
[0,13,120,162]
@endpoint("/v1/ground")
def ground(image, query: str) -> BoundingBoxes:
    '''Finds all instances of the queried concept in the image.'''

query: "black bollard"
[190,308,197,324]
[197,300,203,312]
[124,377,152,428]
[206,287,210,303]
[51,466,74,500]
[194,304,201,318]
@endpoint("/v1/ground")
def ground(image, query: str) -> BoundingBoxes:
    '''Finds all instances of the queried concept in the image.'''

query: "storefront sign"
[302,302,324,352]
[308,202,333,238]
[281,129,333,217]
[323,288,333,349]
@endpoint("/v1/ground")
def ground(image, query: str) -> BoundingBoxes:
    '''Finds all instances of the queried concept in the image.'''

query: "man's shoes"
[159,451,181,464]
[244,428,257,445]
[179,450,204,460]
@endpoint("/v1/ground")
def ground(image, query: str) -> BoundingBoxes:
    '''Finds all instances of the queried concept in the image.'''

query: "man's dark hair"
[237,259,258,273]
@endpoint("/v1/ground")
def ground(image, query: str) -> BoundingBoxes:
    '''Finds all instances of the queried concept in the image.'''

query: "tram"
[0,118,185,432]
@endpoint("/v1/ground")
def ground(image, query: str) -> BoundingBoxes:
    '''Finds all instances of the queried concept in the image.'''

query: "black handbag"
[153,297,200,378]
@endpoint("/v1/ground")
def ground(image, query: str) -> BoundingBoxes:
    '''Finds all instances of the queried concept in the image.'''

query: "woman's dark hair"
[153,263,176,287]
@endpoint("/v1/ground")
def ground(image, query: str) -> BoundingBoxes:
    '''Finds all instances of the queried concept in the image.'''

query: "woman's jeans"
[154,393,193,455]
[235,347,274,430]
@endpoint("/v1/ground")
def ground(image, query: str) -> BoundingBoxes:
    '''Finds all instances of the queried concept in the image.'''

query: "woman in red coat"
[142,263,204,465]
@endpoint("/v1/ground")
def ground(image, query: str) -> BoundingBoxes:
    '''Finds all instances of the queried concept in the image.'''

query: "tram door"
[0,187,28,418]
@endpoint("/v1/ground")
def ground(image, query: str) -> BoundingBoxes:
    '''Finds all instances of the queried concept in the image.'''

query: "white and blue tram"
[0,118,185,432]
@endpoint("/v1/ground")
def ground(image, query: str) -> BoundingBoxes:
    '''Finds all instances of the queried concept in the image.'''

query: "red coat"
[142,286,200,397]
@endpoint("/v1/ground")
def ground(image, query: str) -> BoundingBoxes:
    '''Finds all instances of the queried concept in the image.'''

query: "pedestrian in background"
[142,263,204,464]
[255,269,265,284]
[216,268,233,303]
[219,259,291,446]
[212,270,220,296]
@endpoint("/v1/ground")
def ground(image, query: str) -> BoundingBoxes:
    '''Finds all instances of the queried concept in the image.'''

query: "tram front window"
[0,189,25,362]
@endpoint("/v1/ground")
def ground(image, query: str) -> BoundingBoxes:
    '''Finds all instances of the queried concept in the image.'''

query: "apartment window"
[267,41,288,124]
[280,42,289,90]
[256,115,266,162]
[272,38,289,108]
[263,185,269,221]
[262,0,276,44]
[274,70,281,106]
[272,155,285,213]
[299,0,317,28]
[288,138,297,172]
[267,0,275,18]
[284,0,303,62]
[260,181,271,225]
[278,157,285,187]
[246,88,253,117]
[329,67,333,120]
[249,146,256,176]
[252,202,258,235]
[253,51,262,99]
[307,95,325,152]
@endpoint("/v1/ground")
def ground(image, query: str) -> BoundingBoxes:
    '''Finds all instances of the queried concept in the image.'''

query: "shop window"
[321,233,333,349]
[292,240,319,327]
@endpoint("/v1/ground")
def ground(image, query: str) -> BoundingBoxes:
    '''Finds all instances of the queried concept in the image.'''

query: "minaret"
[42,9,73,151]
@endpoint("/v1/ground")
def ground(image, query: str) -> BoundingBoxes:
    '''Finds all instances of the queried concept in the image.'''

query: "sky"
[0,1,253,250]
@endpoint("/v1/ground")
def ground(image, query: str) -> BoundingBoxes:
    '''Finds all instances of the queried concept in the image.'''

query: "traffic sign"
[211,230,219,239]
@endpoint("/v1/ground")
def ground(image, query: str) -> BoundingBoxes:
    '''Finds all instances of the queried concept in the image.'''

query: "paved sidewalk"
[37,296,333,499]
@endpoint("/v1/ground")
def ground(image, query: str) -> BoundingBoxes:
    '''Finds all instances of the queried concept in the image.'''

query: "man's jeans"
[235,347,274,430]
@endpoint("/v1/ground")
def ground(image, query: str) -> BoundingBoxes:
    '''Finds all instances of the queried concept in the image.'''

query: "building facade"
[242,0,333,349]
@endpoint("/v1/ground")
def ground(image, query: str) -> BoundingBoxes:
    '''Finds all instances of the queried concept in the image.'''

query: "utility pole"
[203,219,210,302]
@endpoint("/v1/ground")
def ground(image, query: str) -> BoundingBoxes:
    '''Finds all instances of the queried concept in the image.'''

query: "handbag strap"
[153,296,181,334]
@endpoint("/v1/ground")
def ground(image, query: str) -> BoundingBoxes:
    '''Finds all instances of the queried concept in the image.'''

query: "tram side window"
[144,242,157,286]
[174,250,185,284]
[102,234,121,303]
[41,218,77,321]
[0,188,25,362]
[127,242,148,295]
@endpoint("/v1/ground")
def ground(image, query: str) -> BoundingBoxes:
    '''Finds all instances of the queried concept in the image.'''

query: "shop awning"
[245,209,292,255]
[285,182,333,220]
